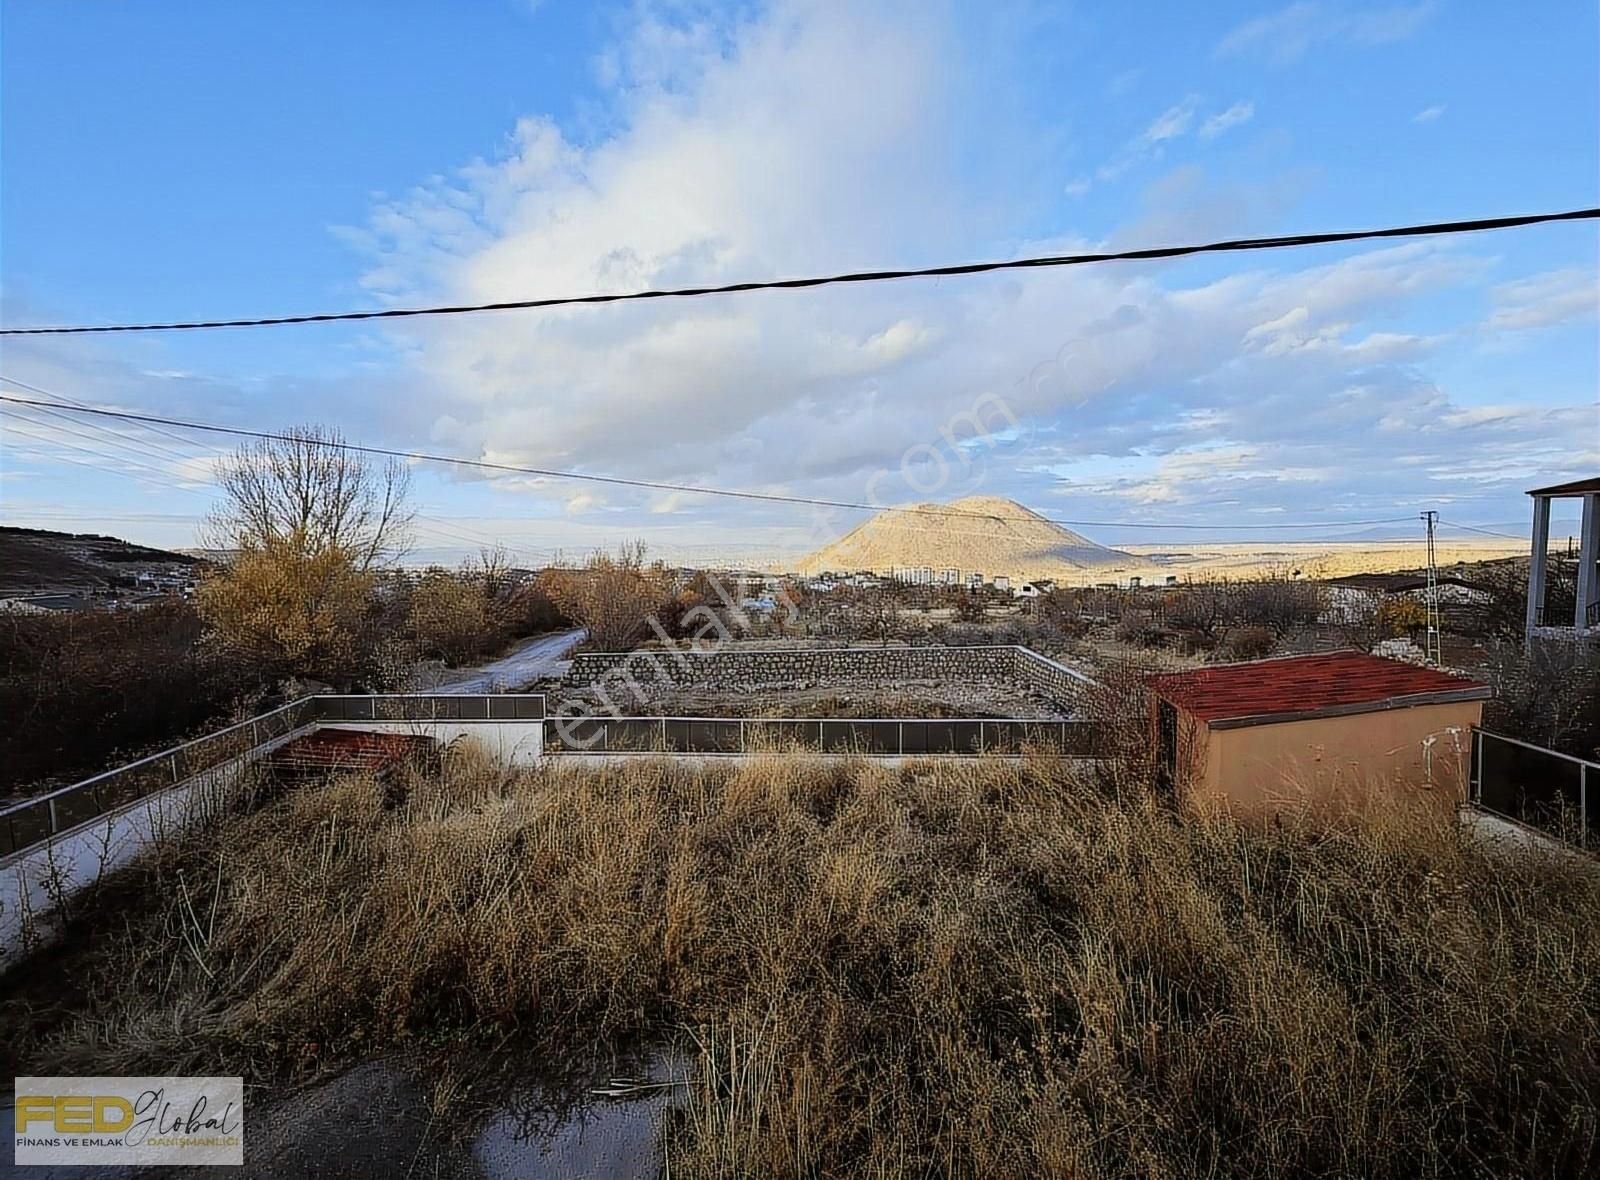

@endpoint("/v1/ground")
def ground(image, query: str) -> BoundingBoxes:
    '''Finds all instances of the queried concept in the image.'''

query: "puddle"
[474,1051,684,1180]
[0,1051,687,1180]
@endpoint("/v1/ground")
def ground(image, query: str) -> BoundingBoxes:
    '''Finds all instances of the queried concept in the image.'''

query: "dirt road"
[435,627,586,694]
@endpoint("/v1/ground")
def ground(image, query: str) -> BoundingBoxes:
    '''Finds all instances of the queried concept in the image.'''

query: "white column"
[1576,493,1599,629]
[1526,496,1551,640]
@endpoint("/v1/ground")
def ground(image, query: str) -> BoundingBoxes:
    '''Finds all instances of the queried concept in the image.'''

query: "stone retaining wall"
[562,645,1091,709]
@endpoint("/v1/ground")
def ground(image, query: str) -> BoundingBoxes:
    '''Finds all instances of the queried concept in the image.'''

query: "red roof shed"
[1144,652,1490,816]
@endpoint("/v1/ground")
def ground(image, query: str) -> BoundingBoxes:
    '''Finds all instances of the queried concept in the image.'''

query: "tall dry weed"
[2,748,1596,1177]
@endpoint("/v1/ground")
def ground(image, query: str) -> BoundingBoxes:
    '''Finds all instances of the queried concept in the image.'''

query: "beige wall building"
[1146,652,1490,818]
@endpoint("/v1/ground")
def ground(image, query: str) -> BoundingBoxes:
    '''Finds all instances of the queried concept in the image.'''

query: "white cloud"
[343,0,1570,538]
[13,0,1572,550]
[1200,101,1256,139]
[1483,268,1599,332]
[1143,98,1199,144]
[1089,96,1205,185]
[1411,103,1445,123]
[1217,2,1436,66]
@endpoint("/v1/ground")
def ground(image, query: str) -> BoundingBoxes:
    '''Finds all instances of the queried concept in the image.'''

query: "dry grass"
[1118,539,1525,582]
[4,749,1598,1177]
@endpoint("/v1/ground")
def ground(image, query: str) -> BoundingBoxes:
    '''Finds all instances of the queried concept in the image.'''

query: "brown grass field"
[1115,538,1527,582]
[4,744,1598,1177]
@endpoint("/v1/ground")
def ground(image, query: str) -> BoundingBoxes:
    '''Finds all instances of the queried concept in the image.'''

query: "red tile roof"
[269,728,435,774]
[1145,651,1490,728]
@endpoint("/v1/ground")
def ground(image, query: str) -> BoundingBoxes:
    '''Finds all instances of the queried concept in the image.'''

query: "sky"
[1,0,1597,566]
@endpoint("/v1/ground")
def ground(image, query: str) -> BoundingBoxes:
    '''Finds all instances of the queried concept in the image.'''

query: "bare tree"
[469,544,517,604]
[205,425,412,569]
[545,540,675,651]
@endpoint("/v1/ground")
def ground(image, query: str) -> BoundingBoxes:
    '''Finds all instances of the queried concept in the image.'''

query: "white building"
[1320,573,1492,625]
[1526,476,1600,646]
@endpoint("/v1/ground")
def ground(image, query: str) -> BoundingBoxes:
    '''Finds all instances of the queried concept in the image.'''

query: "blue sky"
[2,0,1596,564]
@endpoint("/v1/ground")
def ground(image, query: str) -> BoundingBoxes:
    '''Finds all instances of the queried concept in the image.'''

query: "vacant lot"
[557,677,1067,720]
[4,752,1597,1177]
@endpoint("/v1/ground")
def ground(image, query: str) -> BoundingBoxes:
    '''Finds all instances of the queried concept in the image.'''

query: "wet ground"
[4,1050,680,1180]
[420,628,587,695]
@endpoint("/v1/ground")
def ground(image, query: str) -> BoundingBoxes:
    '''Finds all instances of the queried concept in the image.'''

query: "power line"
[3,207,1596,336]
[1437,518,1526,541]
[0,391,1422,532]
[3,421,186,487]
[0,373,213,454]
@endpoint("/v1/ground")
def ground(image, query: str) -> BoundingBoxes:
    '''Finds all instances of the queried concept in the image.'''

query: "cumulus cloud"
[5,0,1567,554]
[333,0,1589,538]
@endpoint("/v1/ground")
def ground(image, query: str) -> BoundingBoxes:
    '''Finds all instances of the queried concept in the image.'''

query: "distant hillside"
[796,495,1135,583]
[0,526,198,593]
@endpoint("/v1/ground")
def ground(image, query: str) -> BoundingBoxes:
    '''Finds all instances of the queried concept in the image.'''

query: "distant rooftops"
[1527,476,1600,497]
[1145,651,1490,730]
[1324,572,1484,593]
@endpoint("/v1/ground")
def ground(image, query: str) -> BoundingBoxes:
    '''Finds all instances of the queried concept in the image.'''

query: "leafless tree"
[1229,568,1324,638]
[467,544,518,604]
[545,540,675,651]
[205,425,412,569]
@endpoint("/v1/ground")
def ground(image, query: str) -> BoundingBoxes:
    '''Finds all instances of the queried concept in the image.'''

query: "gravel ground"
[556,677,1068,719]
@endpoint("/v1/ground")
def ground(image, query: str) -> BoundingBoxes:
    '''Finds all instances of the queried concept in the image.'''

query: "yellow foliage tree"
[1376,596,1429,640]
[545,541,675,651]
[196,533,375,684]
[408,569,492,666]
[196,425,412,688]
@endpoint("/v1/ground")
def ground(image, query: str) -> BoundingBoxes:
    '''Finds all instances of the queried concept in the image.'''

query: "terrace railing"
[0,693,546,861]
[544,716,1099,757]
[1471,727,1598,847]
[0,698,314,860]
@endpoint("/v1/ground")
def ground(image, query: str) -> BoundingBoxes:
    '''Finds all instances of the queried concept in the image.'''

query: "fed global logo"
[13,1076,244,1167]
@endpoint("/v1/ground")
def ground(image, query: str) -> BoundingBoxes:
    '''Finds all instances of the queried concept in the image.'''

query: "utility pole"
[1421,510,1442,664]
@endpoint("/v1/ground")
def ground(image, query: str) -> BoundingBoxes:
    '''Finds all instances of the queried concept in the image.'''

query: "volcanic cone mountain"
[796,496,1134,583]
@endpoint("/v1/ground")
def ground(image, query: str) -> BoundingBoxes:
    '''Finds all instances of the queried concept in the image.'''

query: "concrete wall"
[562,645,1091,708]
[1,725,312,967]
[327,721,544,764]
[1180,700,1483,818]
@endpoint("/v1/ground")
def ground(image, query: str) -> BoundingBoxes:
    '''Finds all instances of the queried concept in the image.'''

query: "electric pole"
[1421,510,1442,664]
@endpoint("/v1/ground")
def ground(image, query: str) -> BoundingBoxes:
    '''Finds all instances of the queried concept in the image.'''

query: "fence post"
[170,753,180,784]
[1471,729,1482,804]
[48,797,59,835]
[1582,764,1589,850]
[661,717,668,752]
[251,719,260,750]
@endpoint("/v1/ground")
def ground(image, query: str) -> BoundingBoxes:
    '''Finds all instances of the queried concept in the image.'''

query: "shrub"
[1376,596,1428,640]
[407,568,493,666]
[1224,625,1275,660]
[545,541,676,651]
[0,601,263,793]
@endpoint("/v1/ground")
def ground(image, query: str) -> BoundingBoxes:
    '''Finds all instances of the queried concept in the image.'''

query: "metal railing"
[315,693,545,723]
[0,698,314,860]
[543,716,1099,757]
[0,693,547,860]
[1471,727,1597,847]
